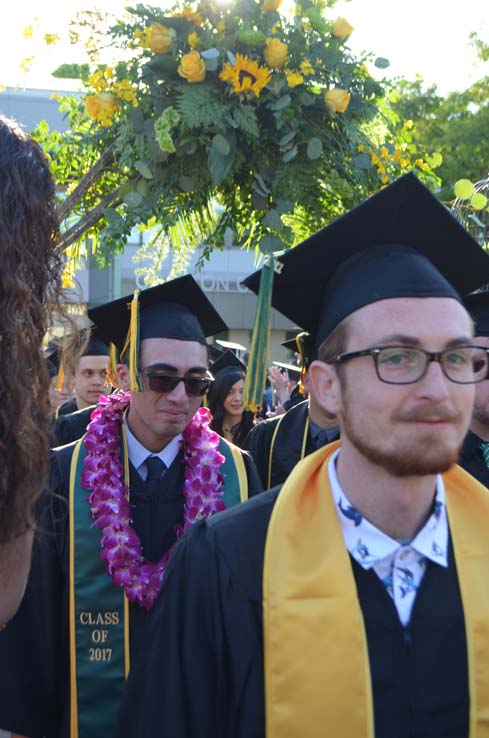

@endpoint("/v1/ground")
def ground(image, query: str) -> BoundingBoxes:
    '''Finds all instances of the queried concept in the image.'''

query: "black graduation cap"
[208,343,224,363]
[463,290,489,337]
[242,173,489,352]
[80,325,110,357]
[44,342,63,379]
[210,349,247,377]
[88,275,228,391]
[281,332,315,369]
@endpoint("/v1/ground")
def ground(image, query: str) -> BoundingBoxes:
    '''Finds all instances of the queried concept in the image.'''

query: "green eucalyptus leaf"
[212,133,231,156]
[143,118,155,138]
[307,137,322,160]
[374,57,390,69]
[282,144,298,163]
[204,57,219,71]
[226,50,236,65]
[179,176,195,192]
[254,172,271,194]
[208,132,236,184]
[427,151,443,168]
[259,234,284,254]
[146,54,179,76]
[354,153,371,170]
[201,47,220,59]
[136,180,149,196]
[299,92,315,106]
[130,108,145,132]
[278,131,296,147]
[135,160,154,179]
[263,209,283,231]
[147,139,168,162]
[251,192,268,210]
[471,192,488,210]
[454,179,475,200]
[272,94,292,111]
[123,191,144,207]
[275,199,294,214]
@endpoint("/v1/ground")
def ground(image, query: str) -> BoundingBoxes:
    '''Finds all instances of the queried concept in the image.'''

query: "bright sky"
[1,0,488,94]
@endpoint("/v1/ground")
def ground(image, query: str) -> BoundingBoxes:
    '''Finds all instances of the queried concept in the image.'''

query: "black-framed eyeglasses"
[334,345,489,385]
[141,370,213,396]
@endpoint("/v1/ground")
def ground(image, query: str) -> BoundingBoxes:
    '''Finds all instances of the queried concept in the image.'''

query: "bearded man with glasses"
[0,276,262,738]
[117,174,489,738]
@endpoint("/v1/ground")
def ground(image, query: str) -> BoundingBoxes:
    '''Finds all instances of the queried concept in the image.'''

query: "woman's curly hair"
[0,115,68,543]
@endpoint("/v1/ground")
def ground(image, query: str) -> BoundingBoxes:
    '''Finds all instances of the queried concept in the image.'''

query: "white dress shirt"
[328,449,449,626]
[124,421,183,481]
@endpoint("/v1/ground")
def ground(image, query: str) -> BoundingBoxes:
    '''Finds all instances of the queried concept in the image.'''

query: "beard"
[341,399,465,478]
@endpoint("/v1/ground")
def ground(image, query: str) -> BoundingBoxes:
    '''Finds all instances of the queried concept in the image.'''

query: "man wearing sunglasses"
[116,174,489,738]
[0,276,262,738]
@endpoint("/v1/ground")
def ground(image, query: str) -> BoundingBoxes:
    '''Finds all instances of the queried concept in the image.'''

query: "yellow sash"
[263,441,489,737]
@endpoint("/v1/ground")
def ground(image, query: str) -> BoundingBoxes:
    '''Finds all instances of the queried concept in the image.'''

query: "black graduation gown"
[459,429,489,488]
[243,400,339,489]
[51,405,95,447]
[0,439,262,738]
[56,396,78,417]
[114,487,469,738]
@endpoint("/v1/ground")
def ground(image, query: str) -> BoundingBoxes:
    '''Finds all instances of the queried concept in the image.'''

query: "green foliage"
[32,0,440,272]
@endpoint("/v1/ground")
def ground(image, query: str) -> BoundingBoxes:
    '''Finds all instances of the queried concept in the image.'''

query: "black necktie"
[144,456,166,494]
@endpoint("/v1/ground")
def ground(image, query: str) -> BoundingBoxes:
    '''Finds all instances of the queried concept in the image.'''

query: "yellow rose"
[178,50,206,83]
[285,70,304,88]
[263,0,282,11]
[324,87,350,113]
[331,17,353,40]
[85,93,120,125]
[146,24,176,54]
[264,38,288,69]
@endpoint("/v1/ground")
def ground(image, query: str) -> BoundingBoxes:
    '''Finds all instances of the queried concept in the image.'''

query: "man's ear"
[117,364,130,391]
[308,360,342,416]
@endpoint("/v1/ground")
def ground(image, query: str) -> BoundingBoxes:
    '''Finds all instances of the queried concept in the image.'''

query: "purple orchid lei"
[81,391,226,609]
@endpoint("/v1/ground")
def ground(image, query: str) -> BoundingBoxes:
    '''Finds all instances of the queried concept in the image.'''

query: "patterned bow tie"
[480,442,489,468]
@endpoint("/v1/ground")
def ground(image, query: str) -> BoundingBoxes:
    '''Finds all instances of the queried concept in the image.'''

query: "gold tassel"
[108,342,120,388]
[129,290,143,392]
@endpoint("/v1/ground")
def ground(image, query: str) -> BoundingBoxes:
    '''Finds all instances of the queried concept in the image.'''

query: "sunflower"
[219,54,271,97]
[172,9,203,25]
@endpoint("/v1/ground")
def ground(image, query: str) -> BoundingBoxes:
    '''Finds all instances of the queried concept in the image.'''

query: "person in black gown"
[459,290,489,486]
[115,174,489,738]
[0,276,262,738]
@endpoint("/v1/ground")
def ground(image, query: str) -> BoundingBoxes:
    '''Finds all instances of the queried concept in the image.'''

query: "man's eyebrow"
[372,334,474,348]
[143,362,208,374]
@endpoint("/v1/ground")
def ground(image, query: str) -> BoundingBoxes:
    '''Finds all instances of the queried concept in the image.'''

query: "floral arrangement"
[81,393,225,609]
[39,0,438,266]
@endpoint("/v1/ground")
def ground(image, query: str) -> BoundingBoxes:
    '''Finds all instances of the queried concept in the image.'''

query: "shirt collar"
[124,419,182,476]
[309,419,340,443]
[460,429,484,462]
[327,448,449,570]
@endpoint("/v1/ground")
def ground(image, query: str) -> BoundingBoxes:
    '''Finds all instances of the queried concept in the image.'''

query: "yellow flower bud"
[331,17,353,41]
[263,0,282,11]
[300,59,315,76]
[217,20,225,32]
[85,92,120,126]
[188,31,200,48]
[324,87,350,113]
[177,50,206,83]
[285,70,304,88]
[264,38,288,68]
[146,24,176,54]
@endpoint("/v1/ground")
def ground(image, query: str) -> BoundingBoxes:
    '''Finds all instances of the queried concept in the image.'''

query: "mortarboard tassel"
[295,331,308,395]
[108,342,120,388]
[243,255,274,414]
[129,289,144,392]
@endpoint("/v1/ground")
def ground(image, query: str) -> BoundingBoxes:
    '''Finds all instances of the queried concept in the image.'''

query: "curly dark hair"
[207,367,255,448]
[0,115,69,543]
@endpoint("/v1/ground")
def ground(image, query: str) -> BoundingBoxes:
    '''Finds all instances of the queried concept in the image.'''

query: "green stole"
[263,441,489,737]
[69,427,247,737]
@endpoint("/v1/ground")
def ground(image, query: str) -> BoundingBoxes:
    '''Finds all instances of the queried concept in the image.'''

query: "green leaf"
[232,105,259,139]
[123,191,143,207]
[279,131,296,147]
[145,55,179,77]
[427,152,443,168]
[259,234,284,254]
[275,199,294,214]
[471,192,488,210]
[307,137,322,160]
[135,160,153,179]
[354,153,371,170]
[147,139,168,162]
[299,92,315,106]
[204,57,219,72]
[282,145,298,163]
[272,94,291,111]
[201,48,220,59]
[179,176,195,192]
[208,132,236,185]
[130,108,145,133]
[374,57,390,69]
[263,209,283,231]
[212,134,231,156]
[454,179,475,200]
[251,192,268,210]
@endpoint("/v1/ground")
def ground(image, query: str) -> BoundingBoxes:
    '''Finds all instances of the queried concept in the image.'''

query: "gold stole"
[263,441,489,737]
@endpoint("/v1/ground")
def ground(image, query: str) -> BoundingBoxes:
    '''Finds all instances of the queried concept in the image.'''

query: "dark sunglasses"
[142,370,213,397]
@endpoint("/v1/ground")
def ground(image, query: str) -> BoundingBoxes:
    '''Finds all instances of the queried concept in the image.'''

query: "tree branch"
[57,144,116,222]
